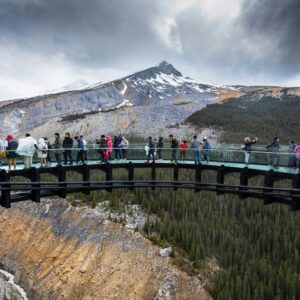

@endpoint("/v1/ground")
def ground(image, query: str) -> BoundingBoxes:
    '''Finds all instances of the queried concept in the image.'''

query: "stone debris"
[160,247,173,257]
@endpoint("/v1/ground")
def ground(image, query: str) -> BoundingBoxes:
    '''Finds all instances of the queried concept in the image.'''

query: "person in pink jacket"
[294,144,300,169]
[106,136,113,160]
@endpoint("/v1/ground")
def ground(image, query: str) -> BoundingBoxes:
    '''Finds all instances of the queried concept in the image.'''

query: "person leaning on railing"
[242,137,257,164]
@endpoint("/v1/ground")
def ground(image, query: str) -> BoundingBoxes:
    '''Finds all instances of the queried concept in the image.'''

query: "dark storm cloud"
[0,0,169,69]
[240,0,300,72]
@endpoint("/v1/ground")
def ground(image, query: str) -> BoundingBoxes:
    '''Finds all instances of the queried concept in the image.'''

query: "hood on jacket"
[6,134,14,141]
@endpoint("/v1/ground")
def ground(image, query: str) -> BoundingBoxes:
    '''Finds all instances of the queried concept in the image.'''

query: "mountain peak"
[157,61,182,77]
[130,61,182,80]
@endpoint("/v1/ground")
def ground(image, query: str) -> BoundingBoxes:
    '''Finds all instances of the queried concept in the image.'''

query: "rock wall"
[0,198,211,300]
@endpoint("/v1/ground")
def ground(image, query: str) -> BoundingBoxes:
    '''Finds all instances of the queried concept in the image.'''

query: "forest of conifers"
[68,95,300,300]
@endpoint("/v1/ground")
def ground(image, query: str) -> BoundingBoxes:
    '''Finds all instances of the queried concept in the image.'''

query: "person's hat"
[5,134,14,141]
[203,137,207,140]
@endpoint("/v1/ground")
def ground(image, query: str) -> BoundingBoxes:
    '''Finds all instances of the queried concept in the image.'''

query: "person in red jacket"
[179,140,188,161]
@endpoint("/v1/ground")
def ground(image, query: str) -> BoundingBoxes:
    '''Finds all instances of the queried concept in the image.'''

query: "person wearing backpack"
[37,137,48,167]
[5,134,18,170]
[169,134,178,163]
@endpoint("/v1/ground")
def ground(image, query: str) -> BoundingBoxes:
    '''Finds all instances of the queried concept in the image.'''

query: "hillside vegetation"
[67,165,300,300]
[186,95,300,143]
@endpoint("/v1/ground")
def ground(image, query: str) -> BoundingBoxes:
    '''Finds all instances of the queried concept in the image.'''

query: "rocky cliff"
[0,198,211,300]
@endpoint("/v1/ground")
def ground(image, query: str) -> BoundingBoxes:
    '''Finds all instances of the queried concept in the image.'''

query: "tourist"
[287,141,296,169]
[156,136,164,160]
[96,135,107,163]
[179,140,188,161]
[120,136,129,160]
[169,135,179,163]
[147,136,155,163]
[242,137,257,164]
[75,136,85,164]
[53,133,62,166]
[113,136,122,160]
[202,137,212,163]
[62,132,73,165]
[37,137,48,167]
[80,135,88,160]
[191,135,202,165]
[16,133,38,169]
[106,136,113,160]
[266,137,281,168]
[44,137,52,163]
[4,135,18,170]
[294,143,300,170]
[0,138,4,167]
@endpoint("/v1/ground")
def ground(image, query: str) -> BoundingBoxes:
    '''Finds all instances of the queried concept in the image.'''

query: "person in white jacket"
[16,133,38,169]
[37,138,48,167]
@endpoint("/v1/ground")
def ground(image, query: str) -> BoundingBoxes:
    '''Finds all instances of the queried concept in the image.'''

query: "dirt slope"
[0,198,211,300]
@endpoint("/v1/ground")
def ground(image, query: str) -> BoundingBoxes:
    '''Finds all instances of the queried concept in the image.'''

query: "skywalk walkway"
[1,159,299,211]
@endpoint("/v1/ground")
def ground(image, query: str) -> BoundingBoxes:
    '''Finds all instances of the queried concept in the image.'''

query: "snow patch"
[121,83,127,96]
[116,99,133,109]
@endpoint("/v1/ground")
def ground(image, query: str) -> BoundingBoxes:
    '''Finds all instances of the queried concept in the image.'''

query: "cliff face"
[0,198,211,300]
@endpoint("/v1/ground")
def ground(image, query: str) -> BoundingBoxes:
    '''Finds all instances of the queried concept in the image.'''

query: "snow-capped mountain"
[0,61,220,139]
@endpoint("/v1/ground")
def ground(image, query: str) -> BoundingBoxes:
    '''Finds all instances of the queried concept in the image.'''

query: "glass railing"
[0,145,299,170]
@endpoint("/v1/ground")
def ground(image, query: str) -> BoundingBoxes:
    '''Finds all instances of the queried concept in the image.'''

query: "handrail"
[0,146,298,155]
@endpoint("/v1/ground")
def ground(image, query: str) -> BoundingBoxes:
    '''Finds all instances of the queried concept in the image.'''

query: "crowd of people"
[0,132,300,171]
[242,136,300,169]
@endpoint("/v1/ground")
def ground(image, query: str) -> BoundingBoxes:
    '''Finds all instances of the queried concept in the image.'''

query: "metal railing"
[0,144,299,169]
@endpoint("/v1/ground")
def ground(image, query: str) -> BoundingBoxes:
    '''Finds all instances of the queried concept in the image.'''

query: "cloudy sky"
[0,0,299,100]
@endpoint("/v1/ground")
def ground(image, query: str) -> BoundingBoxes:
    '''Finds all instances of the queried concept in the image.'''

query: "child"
[179,140,188,161]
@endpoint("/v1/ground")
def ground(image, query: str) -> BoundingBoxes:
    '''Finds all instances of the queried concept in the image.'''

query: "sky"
[0,0,300,100]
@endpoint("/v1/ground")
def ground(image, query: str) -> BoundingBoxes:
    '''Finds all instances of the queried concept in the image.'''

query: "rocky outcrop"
[0,198,211,300]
